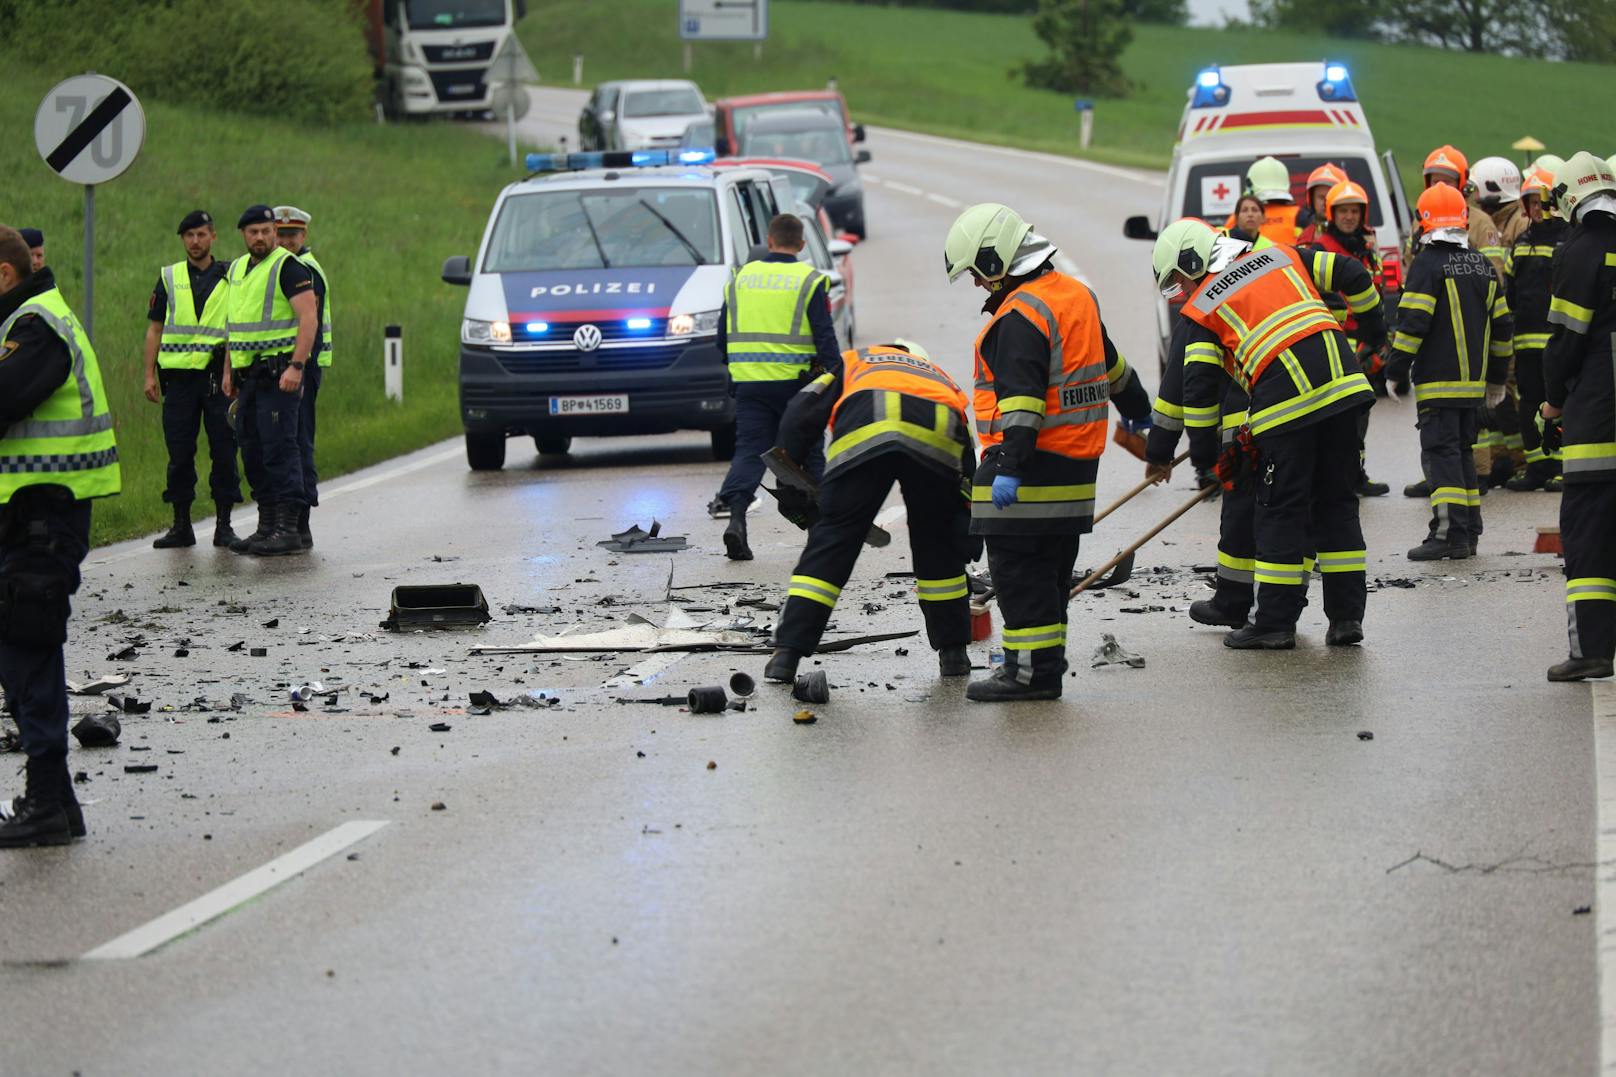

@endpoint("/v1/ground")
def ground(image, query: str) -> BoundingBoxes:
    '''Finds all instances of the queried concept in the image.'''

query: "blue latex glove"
[991,474,1021,509]
[1119,416,1152,436]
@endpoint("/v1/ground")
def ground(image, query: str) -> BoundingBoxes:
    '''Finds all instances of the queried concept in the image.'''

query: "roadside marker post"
[1074,99,1094,151]
[32,73,146,342]
[384,324,404,402]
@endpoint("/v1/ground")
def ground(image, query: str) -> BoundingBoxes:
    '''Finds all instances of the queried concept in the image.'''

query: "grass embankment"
[521,0,1608,186]
[6,66,519,545]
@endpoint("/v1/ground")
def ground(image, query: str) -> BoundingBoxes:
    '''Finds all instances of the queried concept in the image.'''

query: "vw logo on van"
[573,324,603,352]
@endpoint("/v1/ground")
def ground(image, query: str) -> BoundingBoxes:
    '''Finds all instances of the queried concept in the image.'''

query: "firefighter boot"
[938,645,971,677]
[1506,461,1556,492]
[1326,620,1365,646]
[965,668,1061,702]
[723,510,752,561]
[1403,479,1430,498]
[298,505,313,550]
[1223,625,1297,650]
[1547,657,1614,682]
[212,503,240,548]
[1407,537,1472,561]
[231,501,273,553]
[1488,455,1516,490]
[1355,471,1390,497]
[249,503,307,557]
[764,649,801,683]
[0,754,72,848]
[1189,599,1246,628]
[152,502,195,548]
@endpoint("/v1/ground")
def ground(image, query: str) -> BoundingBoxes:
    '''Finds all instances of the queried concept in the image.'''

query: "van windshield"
[1182,156,1384,229]
[483,188,721,270]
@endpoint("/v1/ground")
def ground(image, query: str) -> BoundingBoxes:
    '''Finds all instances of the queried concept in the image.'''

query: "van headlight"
[668,310,721,337]
[462,318,511,344]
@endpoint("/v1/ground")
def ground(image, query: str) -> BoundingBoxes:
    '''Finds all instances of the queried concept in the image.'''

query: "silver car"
[595,79,709,151]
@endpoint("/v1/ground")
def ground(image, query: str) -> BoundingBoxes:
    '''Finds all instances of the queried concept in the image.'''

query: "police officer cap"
[18,228,43,248]
[237,204,275,229]
[176,210,213,235]
[273,206,312,228]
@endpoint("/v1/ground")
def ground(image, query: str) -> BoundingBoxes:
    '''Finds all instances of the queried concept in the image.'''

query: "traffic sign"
[34,73,145,185]
[679,0,768,41]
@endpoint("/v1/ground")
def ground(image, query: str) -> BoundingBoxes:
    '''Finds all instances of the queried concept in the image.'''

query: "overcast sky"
[1186,0,1250,25]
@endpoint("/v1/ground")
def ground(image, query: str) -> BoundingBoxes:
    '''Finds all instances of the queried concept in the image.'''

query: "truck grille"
[429,70,487,103]
[422,42,495,63]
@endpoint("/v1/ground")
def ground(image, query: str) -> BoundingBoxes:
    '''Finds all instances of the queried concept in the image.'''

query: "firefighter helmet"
[1531,153,1566,178]
[1423,145,1468,188]
[888,338,932,363]
[1326,180,1368,220]
[1416,183,1468,232]
[1247,156,1293,203]
[1152,218,1217,295]
[943,203,1032,283]
[1553,151,1616,222]
[1470,156,1522,207]
[1306,163,1348,194]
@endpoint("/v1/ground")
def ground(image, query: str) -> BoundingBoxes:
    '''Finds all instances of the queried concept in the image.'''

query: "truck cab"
[1125,61,1413,365]
[361,0,525,118]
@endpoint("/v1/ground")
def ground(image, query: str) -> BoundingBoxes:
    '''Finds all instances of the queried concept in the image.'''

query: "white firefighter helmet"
[1554,151,1616,222]
[1470,156,1522,207]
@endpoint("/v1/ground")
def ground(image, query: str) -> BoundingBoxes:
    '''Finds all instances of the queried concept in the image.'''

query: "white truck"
[358,0,526,118]
[1124,61,1414,365]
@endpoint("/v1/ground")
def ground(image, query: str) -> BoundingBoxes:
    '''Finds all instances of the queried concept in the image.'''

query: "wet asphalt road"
[0,89,1600,1075]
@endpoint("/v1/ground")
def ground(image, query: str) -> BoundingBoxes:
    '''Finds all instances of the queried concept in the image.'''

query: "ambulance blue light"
[525,321,549,333]
[625,317,653,330]
[1197,69,1220,88]
[1191,66,1230,108]
[1325,63,1348,82]
[1317,61,1357,102]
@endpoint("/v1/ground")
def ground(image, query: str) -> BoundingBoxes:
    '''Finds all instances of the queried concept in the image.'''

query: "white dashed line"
[862,174,883,185]
[884,180,924,196]
[1593,680,1616,1070]
[926,192,962,209]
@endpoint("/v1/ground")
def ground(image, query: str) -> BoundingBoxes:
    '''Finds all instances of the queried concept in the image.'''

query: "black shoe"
[938,645,971,677]
[249,503,307,557]
[1547,657,1614,682]
[1544,475,1564,492]
[1506,463,1555,492]
[706,496,730,519]
[1407,538,1472,561]
[1470,543,1479,557]
[231,502,272,553]
[764,649,800,683]
[1189,599,1247,628]
[723,513,752,561]
[0,794,83,839]
[1223,625,1296,650]
[1355,475,1390,497]
[213,504,240,548]
[1488,458,1516,489]
[1403,479,1430,498]
[1325,620,1364,646]
[298,505,313,549]
[152,503,195,548]
[965,668,1060,702]
[0,755,72,848]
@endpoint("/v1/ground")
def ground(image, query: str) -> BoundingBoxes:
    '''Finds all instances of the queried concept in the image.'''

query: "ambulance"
[1124,61,1414,364]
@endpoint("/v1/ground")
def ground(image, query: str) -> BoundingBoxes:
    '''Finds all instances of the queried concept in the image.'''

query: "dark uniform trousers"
[238,364,305,507]
[1252,408,1367,630]
[299,363,322,507]
[1213,478,1257,618]
[1514,347,1556,468]
[987,533,1080,688]
[1563,482,1616,661]
[0,489,91,761]
[718,381,825,509]
[775,453,970,655]
[1417,405,1482,545]
[160,366,239,508]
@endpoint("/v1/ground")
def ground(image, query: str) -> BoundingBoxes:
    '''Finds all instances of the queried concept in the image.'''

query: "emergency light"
[624,318,653,330]
[525,148,717,173]
[1191,66,1230,108]
[1317,61,1357,102]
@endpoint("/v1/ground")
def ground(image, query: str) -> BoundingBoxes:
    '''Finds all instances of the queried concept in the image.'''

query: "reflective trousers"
[1212,477,1257,620]
[718,381,824,509]
[1251,408,1367,631]
[1514,348,1560,472]
[1418,406,1482,546]
[1562,481,1616,661]
[160,367,240,508]
[238,366,305,508]
[987,532,1080,689]
[775,453,971,656]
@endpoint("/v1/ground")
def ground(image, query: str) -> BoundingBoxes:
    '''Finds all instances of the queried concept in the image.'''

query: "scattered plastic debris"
[1091,634,1146,669]
[793,709,817,724]
[123,764,159,774]
[793,670,830,703]
[428,722,452,733]
[728,672,755,697]
[687,686,728,714]
[105,695,152,714]
[66,673,129,696]
[70,714,121,747]
[381,583,492,631]
[1357,731,1374,741]
[596,520,688,554]
[501,604,561,616]
[106,645,138,661]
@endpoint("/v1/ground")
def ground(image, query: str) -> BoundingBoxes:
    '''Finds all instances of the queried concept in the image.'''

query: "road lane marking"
[871,125,1164,186]
[863,174,883,184]
[926,192,962,209]
[81,820,390,960]
[884,180,924,196]
[1595,681,1616,1071]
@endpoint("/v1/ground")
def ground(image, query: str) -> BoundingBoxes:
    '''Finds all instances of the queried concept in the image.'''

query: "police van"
[442,149,844,470]
[1124,61,1414,364]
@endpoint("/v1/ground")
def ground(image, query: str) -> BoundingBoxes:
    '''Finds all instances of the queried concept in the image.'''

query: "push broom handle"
[1070,484,1218,599]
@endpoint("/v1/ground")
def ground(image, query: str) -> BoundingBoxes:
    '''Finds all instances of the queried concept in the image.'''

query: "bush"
[1019,0,1133,97]
[6,0,373,124]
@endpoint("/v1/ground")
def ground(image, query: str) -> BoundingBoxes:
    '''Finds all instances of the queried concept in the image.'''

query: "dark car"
[679,116,716,151]
[713,90,865,155]
[737,110,870,237]
[576,81,624,151]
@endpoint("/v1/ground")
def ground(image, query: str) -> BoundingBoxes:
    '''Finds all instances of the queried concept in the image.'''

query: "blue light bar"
[525,321,549,333]
[1197,69,1220,88]
[1191,66,1230,108]
[1317,61,1357,102]
[526,149,712,173]
[625,317,653,330]
[678,148,716,165]
[1325,63,1347,82]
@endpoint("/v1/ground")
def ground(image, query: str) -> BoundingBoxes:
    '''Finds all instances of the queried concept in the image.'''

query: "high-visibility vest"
[1180,243,1340,393]
[822,346,970,477]
[724,259,824,382]
[0,287,121,504]
[158,261,229,370]
[1224,205,1299,246]
[298,249,333,367]
[972,272,1111,461]
[225,247,298,370]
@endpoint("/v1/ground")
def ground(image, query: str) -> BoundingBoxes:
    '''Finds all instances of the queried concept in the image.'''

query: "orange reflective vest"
[972,272,1110,462]
[1180,243,1340,393]
[823,345,971,476]
[1224,204,1300,246]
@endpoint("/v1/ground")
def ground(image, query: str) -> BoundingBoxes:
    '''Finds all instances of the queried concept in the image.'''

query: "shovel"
[1070,484,1218,599]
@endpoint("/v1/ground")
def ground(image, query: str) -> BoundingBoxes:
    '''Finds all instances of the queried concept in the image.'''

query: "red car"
[712,90,865,157]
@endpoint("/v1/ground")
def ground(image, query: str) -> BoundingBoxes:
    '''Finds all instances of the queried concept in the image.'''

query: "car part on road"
[1070,486,1218,599]
[66,673,130,696]
[1092,634,1146,669]
[105,696,151,715]
[729,672,756,696]
[792,670,830,704]
[597,520,689,554]
[793,709,818,724]
[381,584,493,631]
[70,714,121,747]
[687,686,729,714]
[761,447,890,547]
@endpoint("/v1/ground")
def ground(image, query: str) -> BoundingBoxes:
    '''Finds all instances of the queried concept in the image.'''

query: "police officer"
[1155,217,1385,649]
[1386,183,1513,561]
[0,225,121,847]
[1541,152,1616,682]
[221,204,318,557]
[143,209,240,549]
[712,213,843,560]
[1503,167,1570,491]
[273,206,329,550]
[18,229,44,273]
[763,340,976,683]
[946,204,1151,701]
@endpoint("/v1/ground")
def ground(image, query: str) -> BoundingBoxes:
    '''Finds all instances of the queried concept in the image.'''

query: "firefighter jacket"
[1180,244,1382,441]
[1544,210,1616,484]
[1468,206,1508,279]
[1505,217,1570,354]
[1304,225,1385,342]
[780,345,974,480]
[1147,316,1249,469]
[969,268,1149,535]
[1389,242,1513,406]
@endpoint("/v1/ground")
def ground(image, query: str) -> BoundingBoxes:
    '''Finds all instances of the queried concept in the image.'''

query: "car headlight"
[669,310,721,337]
[462,318,511,344]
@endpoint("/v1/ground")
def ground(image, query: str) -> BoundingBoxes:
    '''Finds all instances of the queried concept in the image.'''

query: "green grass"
[4,65,522,546]
[520,0,1611,186]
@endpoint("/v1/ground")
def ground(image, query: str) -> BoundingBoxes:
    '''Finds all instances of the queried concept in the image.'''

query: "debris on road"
[71,714,121,747]
[428,722,452,732]
[793,670,830,703]
[728,672,755,697]
[123,764,159,774]
[106,695,152,714]
[706,760,717,770]
[1091,634,1146,669]
[106,644,138,660]
[1358,731,1375,741]
[66,673,129,695]
[381,583,492,631]
[596,520,689,554]
[431,801,447,811]
[687,686,728,714]
[793,709,818,724]
[501,603,562,616]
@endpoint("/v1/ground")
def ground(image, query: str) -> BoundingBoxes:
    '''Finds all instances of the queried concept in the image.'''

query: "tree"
[1385,0,1553,53]
[1019,0,1133,97]
[1248,0,1384,37]
[1120,0,1189,23]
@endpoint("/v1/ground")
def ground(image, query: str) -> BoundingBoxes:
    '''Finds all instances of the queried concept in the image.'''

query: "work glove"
[1485,383,1507,410]
[1194,466,1221,494]
[990,474,1021,509]
[1118,415,1152,437]
[773,486,819,530]
[1384,354,1412,399]
[1537,409,1563,454]
[1355,342,1386,377]
[1213,426,1259,491]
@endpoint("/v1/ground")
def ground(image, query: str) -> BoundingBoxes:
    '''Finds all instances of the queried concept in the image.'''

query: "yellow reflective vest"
[724,259,824,382]
[158,260,229,370]
[297,249,333,367]
[225,247,298,370]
